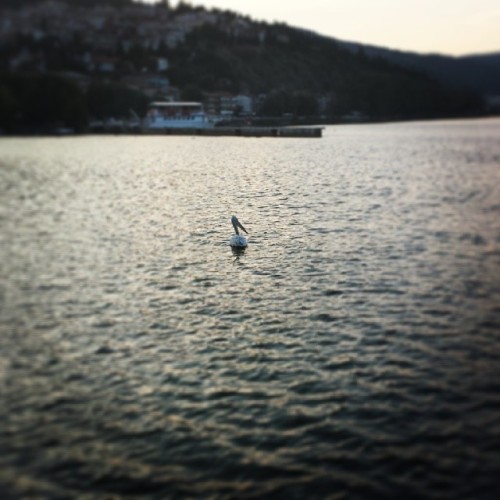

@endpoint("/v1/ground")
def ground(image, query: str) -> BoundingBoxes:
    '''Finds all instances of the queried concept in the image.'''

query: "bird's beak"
[237,220,248,234]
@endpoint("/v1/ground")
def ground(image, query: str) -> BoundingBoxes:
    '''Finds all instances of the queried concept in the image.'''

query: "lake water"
[1,119,500,498]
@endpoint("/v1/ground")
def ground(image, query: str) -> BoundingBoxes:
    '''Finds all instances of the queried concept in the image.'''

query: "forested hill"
[171,21,480,119]
[339,41,500,98]
[0,0,492,131]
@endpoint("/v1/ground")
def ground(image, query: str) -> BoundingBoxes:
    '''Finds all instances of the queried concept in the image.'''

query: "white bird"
[229,215,248,248]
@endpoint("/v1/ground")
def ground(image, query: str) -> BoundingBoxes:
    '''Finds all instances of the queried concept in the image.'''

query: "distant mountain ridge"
[337,41,500,96]
[2,0,498,98]
[0,0,500,96]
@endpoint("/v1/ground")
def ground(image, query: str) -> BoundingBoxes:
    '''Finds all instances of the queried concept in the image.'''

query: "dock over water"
[93,125,324,138]
[144,126,323,138]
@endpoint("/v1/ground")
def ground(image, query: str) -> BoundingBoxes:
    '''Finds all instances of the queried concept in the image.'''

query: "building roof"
[150,101,202,107]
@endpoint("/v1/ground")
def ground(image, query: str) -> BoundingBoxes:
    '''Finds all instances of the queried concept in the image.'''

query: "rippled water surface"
[1,119,500,498]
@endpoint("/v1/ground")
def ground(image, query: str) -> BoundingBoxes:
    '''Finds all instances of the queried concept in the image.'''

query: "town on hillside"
[1,0,270,128]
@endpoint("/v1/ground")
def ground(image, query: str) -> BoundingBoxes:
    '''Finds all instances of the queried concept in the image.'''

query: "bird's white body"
[230,234,248,248]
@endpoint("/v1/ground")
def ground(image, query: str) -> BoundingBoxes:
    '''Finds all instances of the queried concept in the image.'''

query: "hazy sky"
[143,0,500,56]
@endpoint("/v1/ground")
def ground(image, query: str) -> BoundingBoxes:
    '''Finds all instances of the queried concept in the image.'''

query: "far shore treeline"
[0,0,492,134]
[0,73,149,133]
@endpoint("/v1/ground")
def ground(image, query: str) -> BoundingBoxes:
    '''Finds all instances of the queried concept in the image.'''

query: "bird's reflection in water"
[231,245,246,263]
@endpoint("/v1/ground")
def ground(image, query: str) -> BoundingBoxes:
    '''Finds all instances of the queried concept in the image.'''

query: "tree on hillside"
[0,73,88,131]
[0,84,19,132]
[86,82,149,119]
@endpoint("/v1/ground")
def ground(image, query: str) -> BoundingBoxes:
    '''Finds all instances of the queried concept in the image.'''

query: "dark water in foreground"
[1,119,500,498]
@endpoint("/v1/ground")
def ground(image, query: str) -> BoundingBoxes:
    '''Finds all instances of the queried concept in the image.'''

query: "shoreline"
[1,114,498,139]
